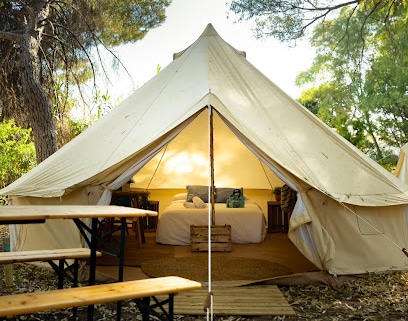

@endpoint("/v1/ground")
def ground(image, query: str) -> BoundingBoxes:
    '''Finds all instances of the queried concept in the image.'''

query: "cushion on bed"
[173,193,187,201]
[183,201,196,208]
[192,196,206,208]
[186,185,210,203]
[215,187,244,203]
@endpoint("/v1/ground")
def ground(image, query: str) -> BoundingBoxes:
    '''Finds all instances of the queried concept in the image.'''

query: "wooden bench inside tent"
[0,276,202,321]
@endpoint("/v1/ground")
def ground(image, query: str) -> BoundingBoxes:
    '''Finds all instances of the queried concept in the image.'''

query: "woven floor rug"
[141,255,292,282]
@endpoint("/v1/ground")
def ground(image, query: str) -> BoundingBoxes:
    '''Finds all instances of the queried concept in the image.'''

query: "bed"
[156,187,267,245]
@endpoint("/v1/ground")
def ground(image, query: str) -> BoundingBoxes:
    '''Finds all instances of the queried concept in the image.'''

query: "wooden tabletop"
[0,205,157,221]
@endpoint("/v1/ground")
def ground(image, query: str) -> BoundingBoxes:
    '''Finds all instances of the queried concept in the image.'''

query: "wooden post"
[209,106,215,226]
[2,236,13,287]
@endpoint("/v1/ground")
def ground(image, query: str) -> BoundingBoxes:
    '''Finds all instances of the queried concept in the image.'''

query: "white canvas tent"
[2,24,408,275]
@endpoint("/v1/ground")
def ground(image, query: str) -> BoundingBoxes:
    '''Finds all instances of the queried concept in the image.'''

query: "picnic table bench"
[0,248,102,288]
[0,276,202,321]
[0,205,158,320]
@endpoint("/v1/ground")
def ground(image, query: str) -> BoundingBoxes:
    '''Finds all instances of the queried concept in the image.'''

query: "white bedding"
[156,199,267,245]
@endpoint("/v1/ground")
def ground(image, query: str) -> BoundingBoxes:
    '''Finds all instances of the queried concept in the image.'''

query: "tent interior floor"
[93,230,320,286]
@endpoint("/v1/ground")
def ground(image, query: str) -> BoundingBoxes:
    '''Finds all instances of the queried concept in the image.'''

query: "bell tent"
[2,24,408,276]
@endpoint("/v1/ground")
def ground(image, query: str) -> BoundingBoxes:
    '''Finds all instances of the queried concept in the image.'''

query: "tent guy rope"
[145,145,168,189]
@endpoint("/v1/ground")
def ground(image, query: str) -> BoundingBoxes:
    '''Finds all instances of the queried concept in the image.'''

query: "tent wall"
[8,186,102,251]
[289,189,408,274]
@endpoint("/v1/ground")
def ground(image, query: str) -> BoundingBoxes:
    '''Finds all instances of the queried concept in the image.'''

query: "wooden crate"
[190,225,232,252]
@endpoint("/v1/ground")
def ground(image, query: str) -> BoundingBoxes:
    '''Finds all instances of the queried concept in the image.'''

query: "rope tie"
[203,291,213,311]
[101,184,114,192]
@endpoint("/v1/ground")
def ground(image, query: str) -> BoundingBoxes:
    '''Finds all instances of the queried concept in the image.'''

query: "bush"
[0,119,36,190]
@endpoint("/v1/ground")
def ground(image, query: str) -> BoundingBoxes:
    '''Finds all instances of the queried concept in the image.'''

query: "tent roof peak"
[173,23,246,60]
[201,23,218,36]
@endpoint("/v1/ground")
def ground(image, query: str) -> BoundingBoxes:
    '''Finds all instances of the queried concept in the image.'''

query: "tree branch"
[0,30,22,42]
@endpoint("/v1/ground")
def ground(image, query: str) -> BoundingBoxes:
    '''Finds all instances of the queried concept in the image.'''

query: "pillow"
[173,193,187,201]
[215,187,244,203]
[192,196,206,208]
[186,185,209,203]
[183,201,196,208]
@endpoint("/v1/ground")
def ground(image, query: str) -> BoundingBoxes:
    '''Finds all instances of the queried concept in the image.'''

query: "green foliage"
[90,0,171,47]
[298,84,373,152]
[228,0,401,42]
[0,120,36,189]
[52,77,91,147]
[363,9,408,146]
[94,89,113,120]
[295,3,408,167]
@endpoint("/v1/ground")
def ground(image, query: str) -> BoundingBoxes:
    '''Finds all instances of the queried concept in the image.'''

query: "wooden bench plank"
[0,248,103,292]
[0,248,101,264]
[0,276,201,318]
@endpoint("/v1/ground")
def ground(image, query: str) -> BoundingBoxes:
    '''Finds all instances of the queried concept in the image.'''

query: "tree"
[296,4,408,165]
[363,16,408,147]
[228,0,401,42]
[0,0,170,163]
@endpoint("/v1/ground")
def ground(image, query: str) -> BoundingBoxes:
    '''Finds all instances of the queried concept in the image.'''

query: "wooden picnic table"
[0,205,157,320]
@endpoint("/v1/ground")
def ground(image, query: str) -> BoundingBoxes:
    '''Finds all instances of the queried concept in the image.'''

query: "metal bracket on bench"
[73,218,122,259]
[134,294,175,321]
[47,258,79,289]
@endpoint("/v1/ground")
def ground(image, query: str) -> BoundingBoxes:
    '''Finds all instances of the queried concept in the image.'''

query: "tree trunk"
[20,3,58,164]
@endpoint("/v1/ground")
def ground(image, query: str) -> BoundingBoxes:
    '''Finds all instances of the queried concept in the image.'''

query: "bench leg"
[134,294,175,321]
[141,297,150,321]
[58,259,65,289]
[48,259,79,319]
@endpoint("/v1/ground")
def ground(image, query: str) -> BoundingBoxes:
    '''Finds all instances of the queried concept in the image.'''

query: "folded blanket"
[192,196,206,208]
[183,201,196,208]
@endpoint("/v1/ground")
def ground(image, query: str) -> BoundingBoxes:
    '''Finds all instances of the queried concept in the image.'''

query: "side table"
[267,201,288,233]
[143,200,159,231]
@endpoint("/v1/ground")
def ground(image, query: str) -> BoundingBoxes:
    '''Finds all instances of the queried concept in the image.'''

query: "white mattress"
[156,199,267,245]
